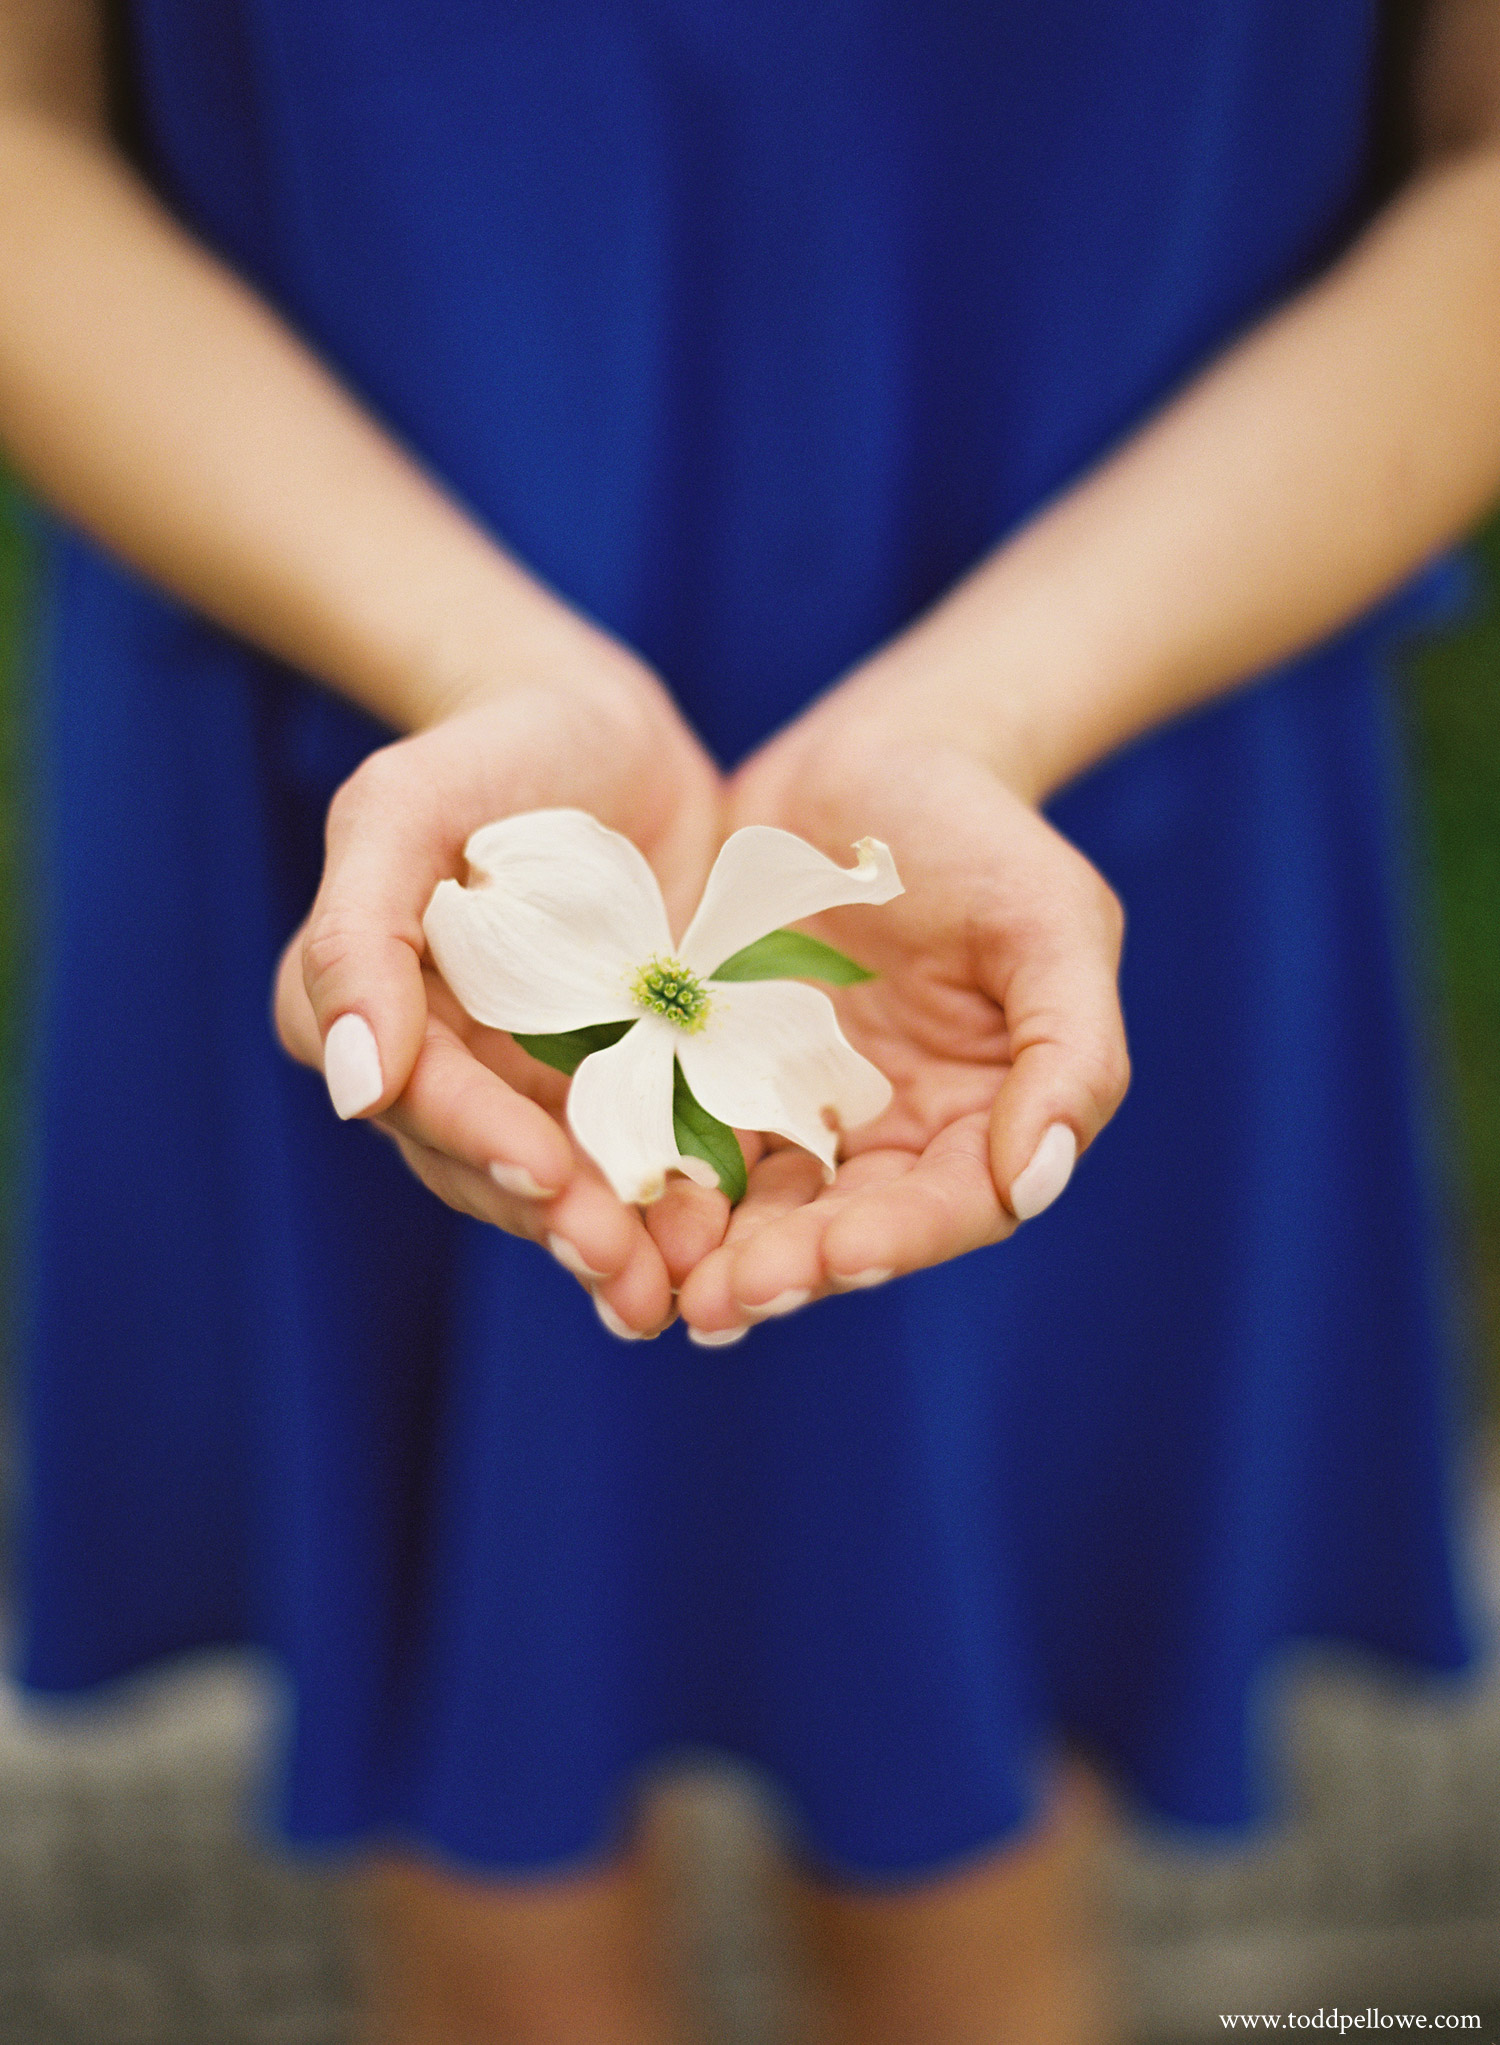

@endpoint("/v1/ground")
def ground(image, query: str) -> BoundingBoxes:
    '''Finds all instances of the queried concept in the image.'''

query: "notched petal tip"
[422,807,668,1035]
[631,1155,721,1204]
[679,825,906,978]
[850,835,904,899]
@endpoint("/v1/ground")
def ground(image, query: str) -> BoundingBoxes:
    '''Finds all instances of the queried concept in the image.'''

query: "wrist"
[321,512,658,735]
[815,545,1156,807]
[797,631,1056,809]
[380,629,709,861]
[399,597,651,734]
[845,654,1051,804]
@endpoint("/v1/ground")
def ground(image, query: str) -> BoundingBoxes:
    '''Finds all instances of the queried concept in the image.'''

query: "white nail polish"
[490,1162,552,1200]
[323,1013,383,1119]
[837,1267,893,1290]
[594,1295,644,1342]
[746,1288,811,1319]
[1011,1123,1078,1221]
[688,1325,749,1348]
[549,1233,609,1282]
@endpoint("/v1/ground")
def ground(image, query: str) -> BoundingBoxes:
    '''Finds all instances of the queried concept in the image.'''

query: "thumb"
[272,913,423,1118]
[985,890,1130,1223]
[295,752,449,1118]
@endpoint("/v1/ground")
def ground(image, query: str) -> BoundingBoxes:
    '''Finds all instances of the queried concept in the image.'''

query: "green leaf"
[709,927,875,986]
[512,1019,633,1076]
[672,1061,748,1204]
[513,1022,747,1202]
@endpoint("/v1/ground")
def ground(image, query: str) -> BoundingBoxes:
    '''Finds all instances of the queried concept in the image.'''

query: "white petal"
[678,828,903,977]
[423,808,672,1034]
[568,1016,714,1204]
[676,979,892,1178]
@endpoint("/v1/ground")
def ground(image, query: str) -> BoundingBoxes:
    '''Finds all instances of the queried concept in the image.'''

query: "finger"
[721,1146,926,1309]
[641,1128,765,1289]
[377,1018,574,1202]
[676,1147,842,1337]
[591,1231,678,1342]
[379,987,691,1296]
[300,747,457,1120]
[983,877,1129,1221]
[681,1125,1015,1334]
[274,923,323,1066]
[378,1048,653,1289]
[386,1131,674,1336]
[536,1165,665,1292]
[643,1176,733,1292]
[818,1116,1014,1277]
[383,1130,551,1237]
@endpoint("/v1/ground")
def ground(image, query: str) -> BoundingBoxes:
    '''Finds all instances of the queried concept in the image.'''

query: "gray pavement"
[3,1542,1500,2042]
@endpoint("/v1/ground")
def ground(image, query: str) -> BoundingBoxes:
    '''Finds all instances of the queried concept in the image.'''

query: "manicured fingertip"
[323,1012,383,1119]
[688,1324,750,1348]
[645,1179,733,1291]
[830,1266,894,1291]
[745,1287,812,1320]
[1010,1123,1077,1221]
[490,1161,558,1201]
[549,1232,610,1282]
[595,1295,645,1342]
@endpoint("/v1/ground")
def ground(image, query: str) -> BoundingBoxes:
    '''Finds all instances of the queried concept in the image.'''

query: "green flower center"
[632,954,711,1031]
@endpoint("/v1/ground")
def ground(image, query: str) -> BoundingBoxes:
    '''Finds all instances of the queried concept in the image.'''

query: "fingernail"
[490,1162,553,1200]
[835,1267,893,1290]
[323,1013,383,1119]
[1011,1123,1078,1221]
[549,1233,609,1282]
[745,1288,811,1320]
[594,1295,644,1342]
[688,1325,749,1348]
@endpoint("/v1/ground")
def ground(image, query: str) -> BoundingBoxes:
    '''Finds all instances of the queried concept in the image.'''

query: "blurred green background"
[1410,514,1500,1375]
[0,482,27,1215]
[0,489,1497,1382]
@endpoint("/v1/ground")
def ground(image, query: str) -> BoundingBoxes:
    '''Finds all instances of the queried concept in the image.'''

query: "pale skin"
[2,0,1499,2038]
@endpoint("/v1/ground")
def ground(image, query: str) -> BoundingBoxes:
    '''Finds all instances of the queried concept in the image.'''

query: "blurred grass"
[1405,518,1500,1370]
[0,491,1495,1381]
[0,481,30,1211]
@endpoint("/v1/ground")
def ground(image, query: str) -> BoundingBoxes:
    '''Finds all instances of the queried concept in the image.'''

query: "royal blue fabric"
[15,0,1475,1878]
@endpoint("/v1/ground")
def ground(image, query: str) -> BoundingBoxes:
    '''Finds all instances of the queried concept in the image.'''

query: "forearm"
[0,102,618,730]
[851,139,1500,802]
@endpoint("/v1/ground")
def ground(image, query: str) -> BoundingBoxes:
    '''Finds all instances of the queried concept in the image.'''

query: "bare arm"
[688,1,1500,1326]
[0,0,632,730]
[0,0,728,1334]
[828,0,1500,801]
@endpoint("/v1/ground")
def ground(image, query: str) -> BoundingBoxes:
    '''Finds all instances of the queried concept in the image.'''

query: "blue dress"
[16,0,1475,1878]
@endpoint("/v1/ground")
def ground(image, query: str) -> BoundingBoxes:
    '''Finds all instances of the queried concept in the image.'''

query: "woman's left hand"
[673,708,1130,1338]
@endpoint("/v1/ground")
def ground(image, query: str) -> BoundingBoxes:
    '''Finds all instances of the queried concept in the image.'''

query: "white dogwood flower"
[423,808,903,1205]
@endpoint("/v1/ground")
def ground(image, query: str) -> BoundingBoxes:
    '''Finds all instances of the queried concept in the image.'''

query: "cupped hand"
[274,655,731,1335]
[673,714,1130,1339]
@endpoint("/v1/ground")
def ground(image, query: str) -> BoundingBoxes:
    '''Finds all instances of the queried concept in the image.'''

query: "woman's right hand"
[273,654,730,1338]
[0,4,735,1338]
